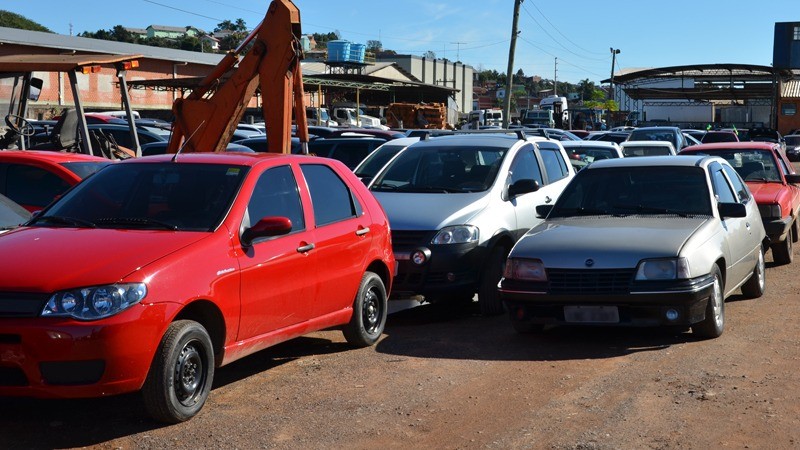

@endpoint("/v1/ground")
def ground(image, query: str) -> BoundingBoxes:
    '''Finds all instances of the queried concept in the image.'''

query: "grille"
[0,292,50,318]
[0,367,28,386]
[391,230,434,248]
[547,269,635,295]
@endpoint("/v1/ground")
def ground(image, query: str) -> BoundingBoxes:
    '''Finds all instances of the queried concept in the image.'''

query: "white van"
[538,96,568,129]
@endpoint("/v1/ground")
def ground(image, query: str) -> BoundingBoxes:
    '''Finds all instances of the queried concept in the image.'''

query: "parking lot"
[1,243,798,449]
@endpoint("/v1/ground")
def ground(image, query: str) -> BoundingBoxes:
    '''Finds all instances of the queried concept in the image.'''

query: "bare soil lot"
[2,256,799,449]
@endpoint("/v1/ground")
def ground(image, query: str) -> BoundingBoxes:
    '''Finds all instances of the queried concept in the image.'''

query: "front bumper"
[391,242,487,298]
[0,302,177,399]
[499,274,715,327]
[762,216,792,242]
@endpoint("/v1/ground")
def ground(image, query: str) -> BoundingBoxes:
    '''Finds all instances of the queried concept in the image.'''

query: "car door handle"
[545,196,552,203]
[356,227,370,236]
[297,243,315,253]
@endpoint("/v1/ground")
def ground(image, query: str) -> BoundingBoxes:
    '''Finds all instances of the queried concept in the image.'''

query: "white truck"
[331,104,388,130]
[462,108,503,129]
[539,96,568,129]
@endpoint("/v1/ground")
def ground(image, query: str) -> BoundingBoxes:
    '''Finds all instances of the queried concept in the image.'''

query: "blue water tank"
[327,40,350,62]
[350,43,366,63]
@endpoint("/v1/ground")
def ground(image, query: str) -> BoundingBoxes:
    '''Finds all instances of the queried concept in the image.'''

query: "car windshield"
[567,147,618,163]
[696,150,781,182]
[32,162,249,231]
[550,166,712,218]
[354,144,406,179]
[370,145,507,193]
[622,145,673,157]
[61,161,112,179]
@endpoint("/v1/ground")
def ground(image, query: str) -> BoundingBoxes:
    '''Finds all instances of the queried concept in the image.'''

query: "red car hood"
[746,181,784,204]
[0,227,211,292]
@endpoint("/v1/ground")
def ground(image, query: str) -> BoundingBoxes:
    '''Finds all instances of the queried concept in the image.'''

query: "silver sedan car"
[499,155,767,339]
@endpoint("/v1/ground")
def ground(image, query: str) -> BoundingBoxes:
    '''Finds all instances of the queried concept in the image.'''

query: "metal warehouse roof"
[782,80,800,98]
[0,26,223,66]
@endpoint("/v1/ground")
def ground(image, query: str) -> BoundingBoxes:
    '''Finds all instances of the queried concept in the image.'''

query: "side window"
[539,148,569,183]
[722,164,750,203]
[301,164,361,226]
[247,165,305,232]
[710,165,736,203]
[509,145,544,186]
[6,164,70,208]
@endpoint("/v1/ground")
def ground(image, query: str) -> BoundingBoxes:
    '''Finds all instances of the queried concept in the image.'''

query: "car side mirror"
[508,179,540,198]
[718,202,746,219]
[241,216,292,247]
[785,174,800,184]
[536,204,553,218]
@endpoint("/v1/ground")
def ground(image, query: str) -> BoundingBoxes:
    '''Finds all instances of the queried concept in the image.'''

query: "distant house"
[146,25,187,39]
[200,34,220,51]
[124,27,148,40]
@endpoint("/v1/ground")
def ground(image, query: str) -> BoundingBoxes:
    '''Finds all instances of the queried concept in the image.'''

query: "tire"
[691,265,725,339]
[741,246,766,298]
[771,226,793,265]
[343,271,387,347]
[142,320,215,423]
[478,246,508,316]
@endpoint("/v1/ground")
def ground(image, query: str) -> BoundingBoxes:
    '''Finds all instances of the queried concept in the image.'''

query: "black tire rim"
[362,285,382,335]
[174,340,206,407]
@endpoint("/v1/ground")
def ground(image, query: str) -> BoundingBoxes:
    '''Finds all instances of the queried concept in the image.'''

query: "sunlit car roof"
[586,154,710,169]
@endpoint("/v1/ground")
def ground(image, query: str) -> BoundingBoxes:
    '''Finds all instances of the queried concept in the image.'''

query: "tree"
[312,32,340,49]
[423,50,436,59]
[214,19,247,33]
[366,40,382,52]
[0,10,51,32]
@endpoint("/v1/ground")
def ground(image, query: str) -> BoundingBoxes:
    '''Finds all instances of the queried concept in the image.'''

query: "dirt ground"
[1,244,799,450]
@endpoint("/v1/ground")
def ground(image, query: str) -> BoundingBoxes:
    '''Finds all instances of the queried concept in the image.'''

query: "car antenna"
[172,120,205,162]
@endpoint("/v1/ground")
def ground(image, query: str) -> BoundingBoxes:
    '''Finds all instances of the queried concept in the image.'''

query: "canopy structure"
[0,54,143,73]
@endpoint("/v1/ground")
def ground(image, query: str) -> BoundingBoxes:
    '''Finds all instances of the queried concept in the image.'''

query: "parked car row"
[0,124,794,425]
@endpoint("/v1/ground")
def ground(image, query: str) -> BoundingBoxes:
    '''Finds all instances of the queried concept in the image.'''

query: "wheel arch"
[173,300,227,367]
[366,259,392,293]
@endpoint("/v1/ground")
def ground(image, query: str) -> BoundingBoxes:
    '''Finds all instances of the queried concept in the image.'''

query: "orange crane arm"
[167,0,308,154]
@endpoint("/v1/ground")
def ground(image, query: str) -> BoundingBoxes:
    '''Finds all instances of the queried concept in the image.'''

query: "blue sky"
[3,0,796,84]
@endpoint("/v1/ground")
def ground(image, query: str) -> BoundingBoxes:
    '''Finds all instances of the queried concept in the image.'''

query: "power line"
[519,3,607,62]
[141,0,226,23]
[518,36,606,78]
[527,1,607,56]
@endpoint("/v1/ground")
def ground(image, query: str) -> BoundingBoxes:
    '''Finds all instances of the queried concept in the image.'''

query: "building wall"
[773,22,800,70]
[377,55,474,114]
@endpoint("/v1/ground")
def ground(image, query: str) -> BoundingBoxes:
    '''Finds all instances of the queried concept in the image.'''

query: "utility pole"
[451,41,466,62]
[554,57,558,96]
[609,48,620,101]
[503,0,522,129]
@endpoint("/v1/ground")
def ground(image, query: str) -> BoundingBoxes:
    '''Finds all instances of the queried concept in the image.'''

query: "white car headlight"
[42,283,147,320]
[503,258,547,282]
[635,258,690,280]
[431,225,479,245]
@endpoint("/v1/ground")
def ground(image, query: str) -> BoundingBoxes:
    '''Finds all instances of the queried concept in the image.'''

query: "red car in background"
[0,150,111,212]
[682,142,800,264]
[0,153,394,423]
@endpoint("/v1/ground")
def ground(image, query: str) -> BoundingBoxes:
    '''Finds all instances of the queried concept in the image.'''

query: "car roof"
[630,126,680,132]
[0,150,109,163]
[561,140,619,148]
[682,142,779,152]
[620,140,675,147]
[586,154,710,169]
[412,133,524,149]
[128,152,328,167]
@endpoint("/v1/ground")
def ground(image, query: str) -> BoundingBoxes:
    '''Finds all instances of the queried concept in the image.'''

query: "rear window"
[61,161,111,179]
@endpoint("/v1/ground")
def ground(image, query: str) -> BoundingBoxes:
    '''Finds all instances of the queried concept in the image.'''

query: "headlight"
[757,203,781,219]
[42,283,147,320]
[431,225,479,245]
[635,258,690,281]
[503,258,547,282]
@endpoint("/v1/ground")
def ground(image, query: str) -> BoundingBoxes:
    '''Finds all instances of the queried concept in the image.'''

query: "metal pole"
[117,68,141,157]
[68,70,94,156]
[609,48,620,101]
[503,0,522,129]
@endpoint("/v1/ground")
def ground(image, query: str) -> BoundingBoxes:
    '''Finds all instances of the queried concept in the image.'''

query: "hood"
[746,181,784,204]
[0,227,211,292]
[512,216,710,269]
[373,191,489,230]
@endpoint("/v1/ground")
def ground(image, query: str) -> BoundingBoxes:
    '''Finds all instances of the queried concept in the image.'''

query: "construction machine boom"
[166,0,308,154]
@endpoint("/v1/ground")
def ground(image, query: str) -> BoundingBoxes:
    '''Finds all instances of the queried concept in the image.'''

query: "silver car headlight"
[503,258,547,282]
[758,203,781,219]
[42,283,147,320]
[431,225,479,245]
[635,258,690,281]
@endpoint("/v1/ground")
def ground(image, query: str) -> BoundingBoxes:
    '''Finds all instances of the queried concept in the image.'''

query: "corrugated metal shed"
[781,80,800,98]
[0,26,223,66]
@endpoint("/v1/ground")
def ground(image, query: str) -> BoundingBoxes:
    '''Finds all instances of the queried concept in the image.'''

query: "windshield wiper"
[30,215,96,228]
[553,207,613,217]
[95,217,178,230]
[370,182,399,191]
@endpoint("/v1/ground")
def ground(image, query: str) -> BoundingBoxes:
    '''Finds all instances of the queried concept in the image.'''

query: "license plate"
[564,305,619,323]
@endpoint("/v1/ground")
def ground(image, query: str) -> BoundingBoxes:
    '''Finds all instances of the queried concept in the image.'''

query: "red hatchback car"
[0,153,394,422]
[682,142,800,264]
[0,150,111,212]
